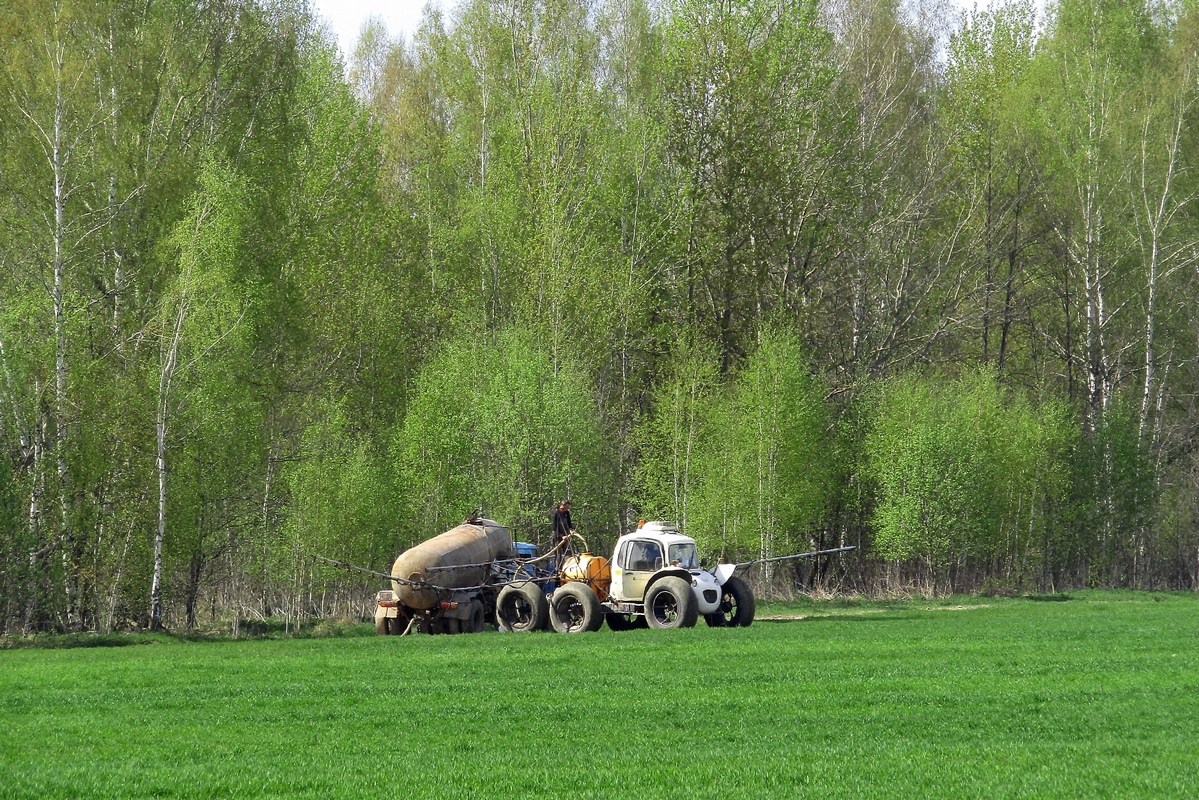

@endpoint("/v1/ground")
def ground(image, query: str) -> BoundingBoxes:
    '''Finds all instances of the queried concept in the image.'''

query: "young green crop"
[2,593,1196,799]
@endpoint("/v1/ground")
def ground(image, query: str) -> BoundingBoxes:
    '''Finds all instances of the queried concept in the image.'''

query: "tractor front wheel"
[644,577,699,630]
[704,576,755,628]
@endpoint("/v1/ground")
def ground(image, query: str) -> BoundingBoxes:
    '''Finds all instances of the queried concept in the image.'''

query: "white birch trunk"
[1136,106,1187,443]
[48,11,80,630]
[150,295,186,630]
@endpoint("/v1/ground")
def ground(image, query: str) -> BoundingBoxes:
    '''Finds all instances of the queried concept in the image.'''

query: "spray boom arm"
[712,545,856,584]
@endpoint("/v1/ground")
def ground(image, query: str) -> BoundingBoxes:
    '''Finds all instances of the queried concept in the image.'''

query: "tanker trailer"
[375,518,517,635]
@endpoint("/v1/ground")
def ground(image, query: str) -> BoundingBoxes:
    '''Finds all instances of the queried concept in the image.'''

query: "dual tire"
[549,583,604,633]
[497,582,607,634]
[496,583,549,632]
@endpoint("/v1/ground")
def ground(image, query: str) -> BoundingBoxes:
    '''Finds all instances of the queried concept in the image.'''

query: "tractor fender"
[644,567,693,596]
[688,569,723,614]
[713,562,738,585]
[645,568,722,615]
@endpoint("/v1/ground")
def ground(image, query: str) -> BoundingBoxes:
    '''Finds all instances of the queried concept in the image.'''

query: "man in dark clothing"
[551,499,573,551]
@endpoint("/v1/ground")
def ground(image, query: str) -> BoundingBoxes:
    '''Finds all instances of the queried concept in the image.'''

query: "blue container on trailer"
[513,541,556,593]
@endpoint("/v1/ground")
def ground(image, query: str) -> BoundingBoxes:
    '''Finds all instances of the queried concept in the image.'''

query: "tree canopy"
[3,0,1199,632]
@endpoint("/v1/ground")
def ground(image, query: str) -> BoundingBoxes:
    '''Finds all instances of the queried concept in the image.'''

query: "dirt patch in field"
[925,604,992,612]
[757,608,889,621]
[757,604,992,621]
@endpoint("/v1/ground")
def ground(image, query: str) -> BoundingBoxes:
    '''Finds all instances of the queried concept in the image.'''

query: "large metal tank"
[391,520,516,610]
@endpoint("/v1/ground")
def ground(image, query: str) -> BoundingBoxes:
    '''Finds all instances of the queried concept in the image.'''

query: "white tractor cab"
[495,520,756,634]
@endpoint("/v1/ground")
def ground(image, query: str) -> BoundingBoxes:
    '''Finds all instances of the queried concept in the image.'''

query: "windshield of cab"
[668,543,699,569]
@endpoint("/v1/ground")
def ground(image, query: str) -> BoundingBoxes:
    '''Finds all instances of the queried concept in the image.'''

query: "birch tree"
[1127,20,1199,446]
[149,157,251,630]
[825,0,966,378]
[944,0,1039,373]
[632,338,721,532]
[689,328,832,570]
[1032,0,1157,427]
[662,0,835,370]
[0,0,115,629]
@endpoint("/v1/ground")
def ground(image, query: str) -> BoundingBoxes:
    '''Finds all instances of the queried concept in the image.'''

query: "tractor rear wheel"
[704,575,755,628]
[496,583,548,632]
[549,583,603,633]
[644,577,699,630]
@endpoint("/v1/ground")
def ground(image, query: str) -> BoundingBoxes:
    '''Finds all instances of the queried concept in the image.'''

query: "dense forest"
[2,0,1197,634]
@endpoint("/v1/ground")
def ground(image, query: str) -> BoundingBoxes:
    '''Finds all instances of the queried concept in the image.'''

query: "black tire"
[376,612,407,635]
[464,600,486,633]
[605,612,647,631]
[549,583,603,633]
[644,576,699,630]
[496,583,549,633]
[704,575,756,628]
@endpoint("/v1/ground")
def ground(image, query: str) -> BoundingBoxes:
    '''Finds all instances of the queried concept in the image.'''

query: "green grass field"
[2,592,1196,799]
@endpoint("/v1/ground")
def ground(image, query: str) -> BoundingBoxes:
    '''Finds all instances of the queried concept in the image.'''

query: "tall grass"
[2,593,1196,799]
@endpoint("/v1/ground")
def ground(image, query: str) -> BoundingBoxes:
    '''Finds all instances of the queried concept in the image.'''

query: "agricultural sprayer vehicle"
[320,518,853,636]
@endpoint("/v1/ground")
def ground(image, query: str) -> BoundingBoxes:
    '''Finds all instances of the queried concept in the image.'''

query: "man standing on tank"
[551,499,574,553]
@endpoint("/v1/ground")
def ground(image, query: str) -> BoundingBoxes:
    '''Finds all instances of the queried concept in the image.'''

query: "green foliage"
[864,370,1074,583]
[392,327,610,544]
[692,328,832,559]
[635,329,831,560]
[6,0,1199,632]
[633,338,721,528]
[279,400,394,586]
[1069,400,1159,583]
[661,0,835,362]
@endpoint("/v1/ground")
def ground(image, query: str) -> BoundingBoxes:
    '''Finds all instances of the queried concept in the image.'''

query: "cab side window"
[634,541,662,571]
[616,541,632,570]
[623,540,663,571]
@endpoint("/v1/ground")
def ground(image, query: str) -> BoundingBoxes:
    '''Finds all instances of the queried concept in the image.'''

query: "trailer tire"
[550,583,603,633]
[704,575,755,628]
[496,583,548,633]
[644,576,699,629]
[605,612,647,631]
[464,600,486,633]
[376,610,408,635]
